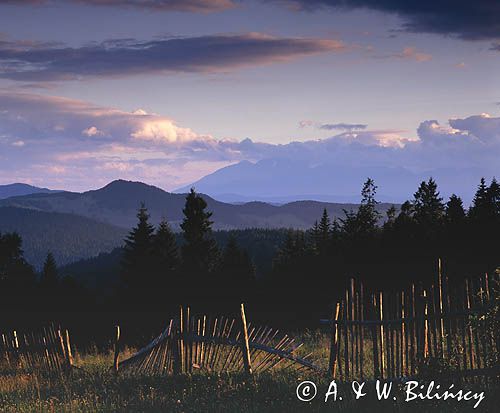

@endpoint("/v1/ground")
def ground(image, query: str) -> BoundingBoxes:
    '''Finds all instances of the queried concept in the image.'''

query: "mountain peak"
[0,183,55,200]
[93,179,167,194]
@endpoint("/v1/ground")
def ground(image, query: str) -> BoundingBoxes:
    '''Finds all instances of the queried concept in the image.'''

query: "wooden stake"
[113,325,120,374]
[423,289,429,358]
[240,303,252,375]
[64,329,73,368]
[371,295,380,378]
[379,292,385,379]
[438,259,445,358]
[328,302,341,378]
[179,306,185,373]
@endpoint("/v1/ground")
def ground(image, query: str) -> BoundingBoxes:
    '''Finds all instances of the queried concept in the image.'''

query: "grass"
[0,331,498,412]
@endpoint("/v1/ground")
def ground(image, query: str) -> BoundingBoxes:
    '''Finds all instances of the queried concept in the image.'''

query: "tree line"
[0,178,498,326]
[266,177,499,318]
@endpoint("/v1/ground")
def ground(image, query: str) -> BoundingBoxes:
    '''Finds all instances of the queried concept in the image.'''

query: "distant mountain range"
[0,179,395,268]
[0,183,58,199]
[175,159,485,205]
[0,179,394,230]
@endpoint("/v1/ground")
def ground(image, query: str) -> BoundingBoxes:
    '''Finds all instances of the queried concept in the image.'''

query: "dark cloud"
[319,122,367,131]
[272,0,500,42]
[1,0,235,12]
[0,33,343,81]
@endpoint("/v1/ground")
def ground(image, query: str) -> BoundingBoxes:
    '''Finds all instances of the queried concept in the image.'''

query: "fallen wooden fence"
[116,303,320,375]
[0,325,73,373]
[324,261,499,381]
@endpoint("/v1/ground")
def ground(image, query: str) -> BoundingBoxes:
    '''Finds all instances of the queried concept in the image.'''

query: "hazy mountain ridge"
[0,183,58,199]
[175,158,485,205]
[0,179,394,230]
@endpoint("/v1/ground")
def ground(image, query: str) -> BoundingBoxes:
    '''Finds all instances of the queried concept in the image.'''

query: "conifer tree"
[445,194,466,224]
[180,189,218,278]
[316,209,331,253]
[413,178,444,226]
[356,178,381,232]
[153,220,179,275]
[469,178,489,221]
[121,203,155,289]
[311,220,320,250]
[487,178,500,217]
[40,252,58,289]
[0,232,35,290]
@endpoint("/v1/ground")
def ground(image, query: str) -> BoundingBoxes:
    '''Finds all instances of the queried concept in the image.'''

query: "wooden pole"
[240,303,252,375]
[359,282,364,379]
[328,302,341,378]
[371,295,380,378]
[179,306,185,373]
[423,290,429,358]
[410,283,416,375]
[64,329,73,368]
[467,279,481,369]
[438,259,445,358]
[464,280,475,370]
[343,297,350,379]
[401,291,406,375]
[113,325,120,374]
[379,292,385,379]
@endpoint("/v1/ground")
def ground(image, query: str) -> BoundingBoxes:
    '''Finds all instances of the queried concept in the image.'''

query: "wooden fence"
[324,261,499,381]
[116,304,319,375]
[1,263,498,381]
[0,325,73,373]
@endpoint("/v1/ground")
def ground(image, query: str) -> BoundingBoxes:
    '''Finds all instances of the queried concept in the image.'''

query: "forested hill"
[0,179,394,230]
[0,207,126,268]
[0,183,56,199]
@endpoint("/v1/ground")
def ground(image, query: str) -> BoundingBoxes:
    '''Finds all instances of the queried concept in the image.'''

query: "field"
[1,331,498,413]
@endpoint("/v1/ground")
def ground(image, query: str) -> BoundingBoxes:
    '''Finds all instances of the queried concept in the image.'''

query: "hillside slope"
[0,207,126,268]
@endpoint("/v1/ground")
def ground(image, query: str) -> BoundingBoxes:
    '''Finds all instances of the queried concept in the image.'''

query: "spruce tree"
[383,205,397,230]
[316,209,331,253]
[0,232,35,291]
[487,178,500,217]
[445,194,466,224]
[180,189,218,279]
[40,252,58,289]
[413,178,444,226]
[356,178,381,232]
[153,220,179,275]
[469,178,489,221]
[121,203,155,289]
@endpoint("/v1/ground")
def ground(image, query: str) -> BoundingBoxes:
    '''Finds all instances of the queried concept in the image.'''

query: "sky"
[0,0,499,201]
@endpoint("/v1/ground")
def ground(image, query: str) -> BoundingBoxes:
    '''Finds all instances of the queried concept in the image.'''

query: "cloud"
[82,126,104,137]
[1,0,236,13]
[271,0,500,42]
[0,92,498,196]
[298,120,314,128]
[394,47,432,62]
[0,33,344,81]
[299,121,367,131]
[319,123,367,131]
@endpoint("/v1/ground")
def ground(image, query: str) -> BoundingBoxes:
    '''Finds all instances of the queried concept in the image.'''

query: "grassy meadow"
[0,330,498,412]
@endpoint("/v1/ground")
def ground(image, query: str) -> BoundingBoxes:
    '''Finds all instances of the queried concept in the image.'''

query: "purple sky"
[0,0,499,200]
